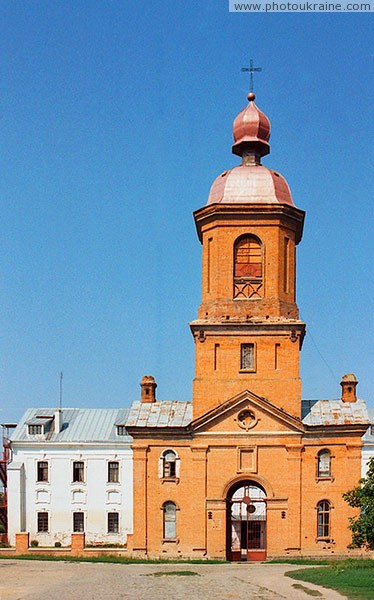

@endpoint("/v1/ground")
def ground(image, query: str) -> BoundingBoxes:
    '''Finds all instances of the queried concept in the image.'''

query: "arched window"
[317,449,331,478]
[162,450,177,478]
[163,502,176,539]
[317,500,331,539]
[233,236,263,299]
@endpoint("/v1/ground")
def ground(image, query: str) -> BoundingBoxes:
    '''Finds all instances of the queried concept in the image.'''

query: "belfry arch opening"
[226,480,267,561]
[233,235,263,300]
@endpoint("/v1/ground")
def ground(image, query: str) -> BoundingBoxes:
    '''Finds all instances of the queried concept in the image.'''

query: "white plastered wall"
[7,443,133,547]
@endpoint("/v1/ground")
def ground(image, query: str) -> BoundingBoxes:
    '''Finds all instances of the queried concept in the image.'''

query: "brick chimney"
[340,373,358,403]
[140,375,157,403]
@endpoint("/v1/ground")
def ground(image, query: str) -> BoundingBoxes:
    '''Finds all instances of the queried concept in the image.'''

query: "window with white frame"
[162,450,177,478]
[108,512,119,533]
[37,511,49,532]
[37,461,49,482]
[73,512,84,533]
[73,461,84,483]
[108,461,119,483]
[29,424,42,435]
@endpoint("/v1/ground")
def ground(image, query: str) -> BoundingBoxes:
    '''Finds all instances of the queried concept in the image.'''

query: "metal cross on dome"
[241,59,262,93]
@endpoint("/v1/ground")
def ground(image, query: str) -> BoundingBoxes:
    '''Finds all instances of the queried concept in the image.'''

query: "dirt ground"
[0,560,347,600]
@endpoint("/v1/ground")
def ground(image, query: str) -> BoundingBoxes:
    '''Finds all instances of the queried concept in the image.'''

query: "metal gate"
[228,483,267,561]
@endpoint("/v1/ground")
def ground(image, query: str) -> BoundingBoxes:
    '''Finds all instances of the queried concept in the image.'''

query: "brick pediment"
[189,390,305,435]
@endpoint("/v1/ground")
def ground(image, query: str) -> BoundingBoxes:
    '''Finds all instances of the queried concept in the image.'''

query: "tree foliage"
[343,457,374,549]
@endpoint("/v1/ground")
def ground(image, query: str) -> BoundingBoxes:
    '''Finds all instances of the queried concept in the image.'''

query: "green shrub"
[30,539,39,547]
[54,541,62,548]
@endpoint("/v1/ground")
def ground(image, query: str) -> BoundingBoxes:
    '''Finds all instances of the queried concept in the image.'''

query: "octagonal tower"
[190,92,306,418]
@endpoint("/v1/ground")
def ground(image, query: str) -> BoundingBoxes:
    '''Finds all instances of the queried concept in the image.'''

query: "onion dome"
[232,92,271,158]
[207,165,294,207]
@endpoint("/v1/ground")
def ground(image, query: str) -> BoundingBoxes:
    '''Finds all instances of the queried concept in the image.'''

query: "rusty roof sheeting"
[302,399,369,427]
[126,401,192,428]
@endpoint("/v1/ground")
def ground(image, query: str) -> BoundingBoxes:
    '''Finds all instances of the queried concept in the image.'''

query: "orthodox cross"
[241,59,262,93]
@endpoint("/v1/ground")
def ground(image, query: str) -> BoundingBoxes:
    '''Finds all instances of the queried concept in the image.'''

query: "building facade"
[362,408,374,477]
[127,92,369,560]
[8,408,133,547]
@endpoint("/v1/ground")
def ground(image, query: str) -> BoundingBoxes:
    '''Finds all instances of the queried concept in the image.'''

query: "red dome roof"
[232,93,271,158]
[206,165,294,207]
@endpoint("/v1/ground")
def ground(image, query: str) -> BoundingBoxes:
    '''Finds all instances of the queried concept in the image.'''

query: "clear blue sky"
[1,2,373,424]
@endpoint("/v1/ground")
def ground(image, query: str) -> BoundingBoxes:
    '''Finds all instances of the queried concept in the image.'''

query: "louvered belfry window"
[234,236,263,299]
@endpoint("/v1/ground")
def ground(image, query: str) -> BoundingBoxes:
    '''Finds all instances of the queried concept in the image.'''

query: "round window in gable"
[237,409,257,431]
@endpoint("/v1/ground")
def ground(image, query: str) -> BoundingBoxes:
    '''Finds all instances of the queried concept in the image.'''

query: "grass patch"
[291,583,322,597]
[267,558,330,565]
[147,571,199,577]
[286,559,374,600]
[0,554,224,565]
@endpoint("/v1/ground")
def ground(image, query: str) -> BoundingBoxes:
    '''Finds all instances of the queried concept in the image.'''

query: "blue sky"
[1,2,373,424]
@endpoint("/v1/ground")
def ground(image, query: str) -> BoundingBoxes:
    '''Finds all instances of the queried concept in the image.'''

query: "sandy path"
[0,560,347,600]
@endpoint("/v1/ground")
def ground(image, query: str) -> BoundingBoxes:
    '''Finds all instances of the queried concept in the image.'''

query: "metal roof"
[362,407,374,441]
[126,401,192,428]
[302,399,369,427]
[10,408,132,443]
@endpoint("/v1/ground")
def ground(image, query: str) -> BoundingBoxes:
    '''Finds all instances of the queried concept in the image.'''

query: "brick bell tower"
[190,92,306,419]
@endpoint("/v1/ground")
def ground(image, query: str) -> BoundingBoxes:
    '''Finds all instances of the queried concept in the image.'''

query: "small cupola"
[340,373,358,403]
[140,375,157,403]
[232,92,271,162]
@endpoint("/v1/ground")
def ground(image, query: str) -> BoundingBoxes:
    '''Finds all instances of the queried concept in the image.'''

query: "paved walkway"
[0,560,347,600]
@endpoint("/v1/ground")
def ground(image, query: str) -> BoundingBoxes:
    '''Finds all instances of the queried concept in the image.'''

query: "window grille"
[37,512,49,533]
[234,236,263,300]
[108,512,119,533]
[73,512,84,533]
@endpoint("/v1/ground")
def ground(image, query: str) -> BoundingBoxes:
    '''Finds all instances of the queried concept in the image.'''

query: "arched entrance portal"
[226,481,267,561]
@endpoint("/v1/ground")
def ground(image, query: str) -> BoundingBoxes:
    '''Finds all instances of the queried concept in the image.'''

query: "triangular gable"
[189,389,305,434]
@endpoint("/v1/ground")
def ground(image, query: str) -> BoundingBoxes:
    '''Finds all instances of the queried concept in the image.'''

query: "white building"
[7,407,132,547]
[362,407,374,477]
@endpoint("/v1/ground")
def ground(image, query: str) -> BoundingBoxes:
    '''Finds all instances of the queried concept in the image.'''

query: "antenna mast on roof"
[59,372,63,410]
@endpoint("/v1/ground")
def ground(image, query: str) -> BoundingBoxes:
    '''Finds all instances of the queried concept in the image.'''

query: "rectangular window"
[73,461,84,483]
[29,425,42,435]
[73,512,84,533]
[108,461,119,483]
[240,343,255,371]
[37,512,49,532]
[117,426,126,436]
[37,461,49,482]
[108,512,119,533]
